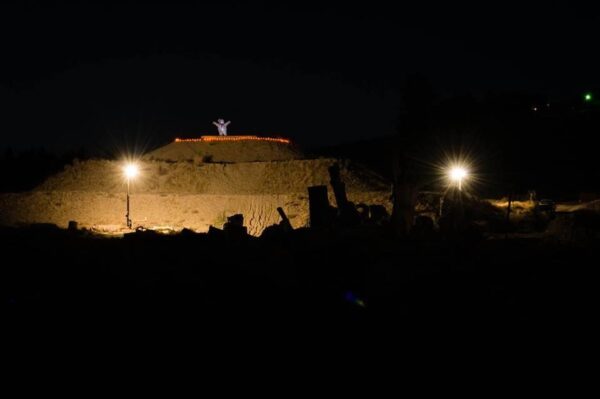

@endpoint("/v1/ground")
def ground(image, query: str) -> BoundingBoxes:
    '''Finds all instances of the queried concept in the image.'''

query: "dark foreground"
[4,225,596,339]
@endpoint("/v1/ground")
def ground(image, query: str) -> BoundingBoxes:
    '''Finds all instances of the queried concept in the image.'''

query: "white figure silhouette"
[213,119,230,136]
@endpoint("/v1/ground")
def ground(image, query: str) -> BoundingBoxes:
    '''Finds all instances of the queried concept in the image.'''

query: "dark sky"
[1,1,599,152]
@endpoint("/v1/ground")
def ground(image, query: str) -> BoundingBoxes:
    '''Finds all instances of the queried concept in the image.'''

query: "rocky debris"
[305,162,391,231]
[223,213,247,237]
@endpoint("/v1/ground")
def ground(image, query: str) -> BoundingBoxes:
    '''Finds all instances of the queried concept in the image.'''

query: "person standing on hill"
[213,119,230,136]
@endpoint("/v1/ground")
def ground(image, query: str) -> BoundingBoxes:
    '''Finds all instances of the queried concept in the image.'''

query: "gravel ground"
[0,190,391,236]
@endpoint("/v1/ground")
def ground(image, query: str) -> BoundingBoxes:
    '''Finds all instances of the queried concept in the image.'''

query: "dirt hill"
[37,158,389,195]
[144,137,303,162]
[1,139,391,234]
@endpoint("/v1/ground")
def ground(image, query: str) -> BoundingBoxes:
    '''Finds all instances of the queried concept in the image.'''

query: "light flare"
[448,165,468,191]
[449,166,467,182]
[123,163,139,180]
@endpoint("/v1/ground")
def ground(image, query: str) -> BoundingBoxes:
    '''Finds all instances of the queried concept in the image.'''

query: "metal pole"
[126,178,131,228]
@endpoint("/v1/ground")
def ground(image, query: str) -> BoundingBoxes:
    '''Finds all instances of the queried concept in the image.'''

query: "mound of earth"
[37,158,389,194]
[2,139,391,234]
[145,136,303,162]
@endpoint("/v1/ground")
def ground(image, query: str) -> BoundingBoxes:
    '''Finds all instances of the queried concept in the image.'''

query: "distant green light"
[585,93,593,101]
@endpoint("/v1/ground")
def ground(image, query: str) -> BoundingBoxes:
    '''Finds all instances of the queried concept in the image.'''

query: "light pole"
[123,163,139,229]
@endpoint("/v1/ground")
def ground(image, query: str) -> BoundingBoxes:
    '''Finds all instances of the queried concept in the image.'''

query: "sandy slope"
[144,139,303,162]
[0,191,391,236]
[1,147,392,234]
[556,200,600,213]
[37,158,389,195]
[0,133,395,235]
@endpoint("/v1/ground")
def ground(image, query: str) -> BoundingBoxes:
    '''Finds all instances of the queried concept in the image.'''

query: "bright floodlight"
[449,166,468,191]
[450,167,467,181]
[585,93,593,102]
[124,163,139,180]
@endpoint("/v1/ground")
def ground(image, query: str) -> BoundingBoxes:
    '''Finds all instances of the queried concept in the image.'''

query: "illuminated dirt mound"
[144,135,303,162]
[37,158,388,194]
[0,136,392,235]
[1,157,391,235]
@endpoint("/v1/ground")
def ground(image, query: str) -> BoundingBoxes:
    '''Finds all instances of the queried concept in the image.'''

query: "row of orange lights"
[174,135,292,144]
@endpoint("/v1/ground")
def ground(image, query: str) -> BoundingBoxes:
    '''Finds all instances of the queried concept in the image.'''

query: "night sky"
[1,1,599,152]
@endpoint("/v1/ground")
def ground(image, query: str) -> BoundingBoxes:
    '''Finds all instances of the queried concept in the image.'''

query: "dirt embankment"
[144,139,303,163]
[0,191,391,236]
[1,156,391,235]
[37,158,389,195]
